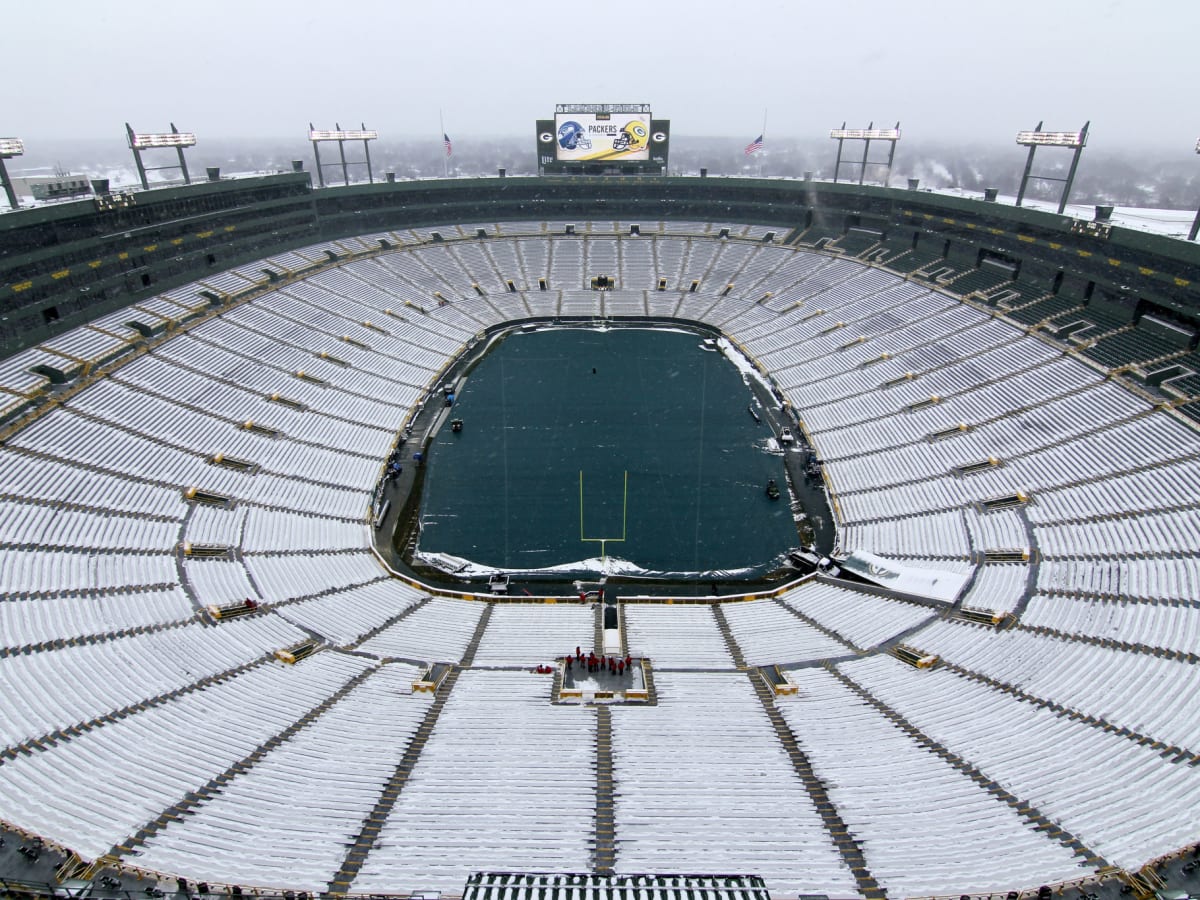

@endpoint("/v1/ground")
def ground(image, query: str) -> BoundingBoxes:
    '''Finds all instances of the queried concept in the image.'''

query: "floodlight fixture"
[308,128,378,142]
[308,122,378,187]
[125,122,195,190]
[829,121,901,187]
[1014,121,1090,214]
[1016,130,1086,148]
[129,131,197,149]
[830,128,901,141]
[556,103,651,114]
[0,135,23,208]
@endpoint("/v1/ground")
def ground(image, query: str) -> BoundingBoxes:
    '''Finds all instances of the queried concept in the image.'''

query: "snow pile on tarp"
[837,550,971,604]
[413,547,773,580]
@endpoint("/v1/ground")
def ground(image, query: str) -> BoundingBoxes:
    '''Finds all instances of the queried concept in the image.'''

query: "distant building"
[8,172,93,203]
[28,175,92,201]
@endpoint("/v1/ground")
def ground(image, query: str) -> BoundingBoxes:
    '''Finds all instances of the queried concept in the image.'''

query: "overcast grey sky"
[5,0,1197,152]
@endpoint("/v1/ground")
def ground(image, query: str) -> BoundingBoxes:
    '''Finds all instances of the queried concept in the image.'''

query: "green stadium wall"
[2,173,1199,356]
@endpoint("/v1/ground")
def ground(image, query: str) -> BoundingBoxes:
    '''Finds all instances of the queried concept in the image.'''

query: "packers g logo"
[612,120,649,152]
[867,562,898,580]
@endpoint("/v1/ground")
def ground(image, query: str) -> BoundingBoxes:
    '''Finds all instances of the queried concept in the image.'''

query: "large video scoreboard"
[537,103,669,175]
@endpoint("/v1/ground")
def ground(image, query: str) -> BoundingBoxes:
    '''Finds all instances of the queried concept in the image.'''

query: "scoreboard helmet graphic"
[612,120,649,152]
[557,120,592,151]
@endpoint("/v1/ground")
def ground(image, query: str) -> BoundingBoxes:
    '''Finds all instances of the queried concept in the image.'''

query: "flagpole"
[440,109,447,178]
[760,108,767,177]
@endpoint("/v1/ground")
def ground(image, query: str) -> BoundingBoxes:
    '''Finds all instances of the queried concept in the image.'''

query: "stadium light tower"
[0,137,23,209]
[1189,138,1200,242]
[126,122,197,190]
[829,122,901,187]
[308,123,378,188]
[1014,121,1088,214]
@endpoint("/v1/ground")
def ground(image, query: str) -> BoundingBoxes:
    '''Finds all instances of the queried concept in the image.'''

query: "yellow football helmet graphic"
[612,120,649,152]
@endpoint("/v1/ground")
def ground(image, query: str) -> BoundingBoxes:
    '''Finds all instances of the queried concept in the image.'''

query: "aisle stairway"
[711,605,747,668]
[329,602,494,893]
[824,661,1110,869]
[938,659,1199,765]
[594,706,616,873]
[107,658,378,863]
[2,654,272,762]
[747,671,885,899]
[328,665,462,895]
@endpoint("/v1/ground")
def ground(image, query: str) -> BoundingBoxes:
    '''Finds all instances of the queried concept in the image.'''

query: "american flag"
[443,133,453,157]
[744,134,764,155]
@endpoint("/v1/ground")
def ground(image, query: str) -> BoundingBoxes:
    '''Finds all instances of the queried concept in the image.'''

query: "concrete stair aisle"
[339,263,471,335]
[107,659,379,862]
[615,232,625,296]
[106,370,368,463]
[327,664,464,896]
[823,661,1110,870]
[832,406,1174,524]
[579,235,590,292]
[772,597,864,654]
[639,657,659,705]
[852,240,886,262]
[511,241,538,315]
[4,443,182,503]
[149,336,393,435]
[649,234,663,292]
[746,670,885,899]
[594,603,605,657]
[710,604,747,668]
[1016,622,1200,664]
[1009,506,1041,619]
[262,574,393,618]
[550,659,566,699]
[938,659,1199,765]
[723,242,766,294]
[736,240,799,300]
[446,244,511,326]
[1,654,273,763]
[58,404,328,493]
[459,602,493,666]
[594,706,616,874]
[0,612,197,660]
[873,246,912,268]
[1031,588,1200,610]
[345,596,430,651]
[783,225,811,247]
[479,239,521,295]
[810,353,1110,465]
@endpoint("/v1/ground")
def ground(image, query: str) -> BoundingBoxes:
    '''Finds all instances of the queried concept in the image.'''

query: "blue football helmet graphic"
[612,120,649,152]
[558,120,592,151]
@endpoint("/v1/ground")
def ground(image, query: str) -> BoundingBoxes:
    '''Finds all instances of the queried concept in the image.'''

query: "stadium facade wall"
[2,173,1199,356]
